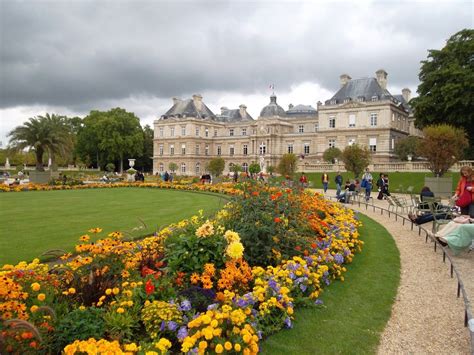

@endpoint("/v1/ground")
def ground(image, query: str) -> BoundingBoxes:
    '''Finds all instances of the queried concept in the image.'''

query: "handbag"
[456,184,472,208]
[361,179,367,188]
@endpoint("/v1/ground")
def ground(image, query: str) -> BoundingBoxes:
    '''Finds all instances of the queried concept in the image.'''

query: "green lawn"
[261,213,400,354]
[0,188,226,265]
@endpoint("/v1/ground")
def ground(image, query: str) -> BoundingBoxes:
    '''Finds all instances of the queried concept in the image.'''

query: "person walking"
[453,166,474,217]
[376,173,385,200]
[361,168,373,202]
[334,172,343,197]
[321,172,329,193]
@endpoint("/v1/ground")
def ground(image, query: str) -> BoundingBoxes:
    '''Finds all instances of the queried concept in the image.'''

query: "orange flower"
[274,217,282,223]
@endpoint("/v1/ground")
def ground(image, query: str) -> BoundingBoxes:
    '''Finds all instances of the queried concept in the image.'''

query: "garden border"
[338,197,474,352]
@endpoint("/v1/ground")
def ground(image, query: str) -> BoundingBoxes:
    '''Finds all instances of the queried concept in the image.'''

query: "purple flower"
[299,284,307,292]
[334,254,344,264]
[177,326,188,340]
[314,299,323,305]
[257,330,263,339]
[179,299,192,312]
[167,321,178,331]
[284,317,293,328]
[160,321,166,331]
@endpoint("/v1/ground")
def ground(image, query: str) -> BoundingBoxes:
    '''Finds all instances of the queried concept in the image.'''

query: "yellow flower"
[195,221,215,237]
[117,307,125,314]
[79,234,90,242]
[224,230,240,243]
[124,343,138,352]
[215,344,224,353]
[37,293,46,301]
[224,341,233,351]
[105,288,112,295]
[68,288,76,294]
[234,343,242,352]
[88,227,103,233]
[31,282,41,292]
[226,241,244,259]
[113,287,120,295]
[30,305,39,313]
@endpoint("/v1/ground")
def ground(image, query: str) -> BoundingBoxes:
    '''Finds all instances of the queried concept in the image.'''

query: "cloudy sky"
[0,0,472,146]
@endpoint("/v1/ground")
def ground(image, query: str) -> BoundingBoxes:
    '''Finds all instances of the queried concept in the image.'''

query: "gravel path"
[315,189,473,354]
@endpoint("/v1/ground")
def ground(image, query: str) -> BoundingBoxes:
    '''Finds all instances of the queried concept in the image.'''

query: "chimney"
[192,94,203,111]
[402,88,411,102]
[316,101,322,110]
[340,74,352,87]
[220,106,228,115]
[172,97,180,105]
[376,69,388,90]
[239,104,247,118]
[288,103,294,109]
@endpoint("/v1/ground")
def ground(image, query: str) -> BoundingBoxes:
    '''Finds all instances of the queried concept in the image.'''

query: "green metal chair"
[428,201,453,234]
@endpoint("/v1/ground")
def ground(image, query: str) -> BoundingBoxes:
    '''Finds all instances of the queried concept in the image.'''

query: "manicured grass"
[260,213,400,354]
[306,171,459,194]
[0,188,226,265]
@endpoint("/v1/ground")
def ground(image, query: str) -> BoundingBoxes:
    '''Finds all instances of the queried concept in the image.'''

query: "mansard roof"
[162,98,216,120]
[392,94,413,114]
[216,108,254,123]
[260,94,286,117]
[325,78,396,105]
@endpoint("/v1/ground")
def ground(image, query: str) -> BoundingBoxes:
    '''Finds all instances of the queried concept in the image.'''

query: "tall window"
[288,144,293,154]
[369,137,377,152]
[170,144,175,155]
[259,142,266,155]
[328,139,336,148]
[181,126,186,136]
[205,128,209,137]
[195,144,200,155]
[205,144,209,156]
[370,113,377,126]
[242,128,247,136]
[159,127,164,137]
[229,145,234,156]
[159,163,164,172]
[217,145,222,156]
[348,138,356,146]
[298,125,304,133]
[214,129,217,137]
[159,144,163,156]
[348,114,356,127]
[242,162,248,172]
[195,163,200,174]
[195,127,200,136]
[303,142,310,155]
[229,128,234,136]
[181,144,186,155]
[314,123,319,132]
[181,163,186,173]
[243,144,248,156]
[170,127,175,137]
[329,116,336,128]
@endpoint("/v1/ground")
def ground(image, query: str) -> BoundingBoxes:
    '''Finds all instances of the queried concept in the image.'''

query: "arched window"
[181,163,186,173]
[159,163,164,172]
[195,163,200,174]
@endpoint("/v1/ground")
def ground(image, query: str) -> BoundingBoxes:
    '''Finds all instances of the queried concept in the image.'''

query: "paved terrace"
[311,188,473,354]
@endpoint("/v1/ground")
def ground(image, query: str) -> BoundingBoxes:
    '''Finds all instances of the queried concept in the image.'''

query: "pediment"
[340,101,366,109]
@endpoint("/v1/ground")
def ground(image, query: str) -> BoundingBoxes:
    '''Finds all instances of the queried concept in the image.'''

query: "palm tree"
[8,114,72,171]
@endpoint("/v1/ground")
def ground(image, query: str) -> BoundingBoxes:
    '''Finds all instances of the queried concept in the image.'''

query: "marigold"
[31,283,41,292]
[37,293,46,301]
[226,241,244,259]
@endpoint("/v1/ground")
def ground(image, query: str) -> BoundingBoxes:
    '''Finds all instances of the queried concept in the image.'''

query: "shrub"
[277,154,297,178]
[341,144,371,178]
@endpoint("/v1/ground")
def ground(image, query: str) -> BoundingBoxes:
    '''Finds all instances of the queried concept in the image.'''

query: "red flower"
[274,217,282,223]
[251,191,259,196]
[311,242,317,249]
[141,266,155,277]
[145,279,155,295]
[294,245,301,251]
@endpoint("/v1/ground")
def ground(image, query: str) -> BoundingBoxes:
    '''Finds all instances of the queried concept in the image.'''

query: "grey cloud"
[0,0,472,109]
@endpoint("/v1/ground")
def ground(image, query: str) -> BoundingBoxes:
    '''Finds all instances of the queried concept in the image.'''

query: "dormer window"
[343,98,351,103]
[357,96,365,102]
[371,96,378,102]
[330,99,337,105]
[229,128,234,136]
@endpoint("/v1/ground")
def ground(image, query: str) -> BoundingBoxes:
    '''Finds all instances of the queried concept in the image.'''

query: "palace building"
[153,70,416,176]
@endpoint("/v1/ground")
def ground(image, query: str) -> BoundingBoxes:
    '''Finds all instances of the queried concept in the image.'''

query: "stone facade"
[153,70,417,176]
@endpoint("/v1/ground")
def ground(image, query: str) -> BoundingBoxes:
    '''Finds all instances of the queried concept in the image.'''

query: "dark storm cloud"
[0,0,472,110]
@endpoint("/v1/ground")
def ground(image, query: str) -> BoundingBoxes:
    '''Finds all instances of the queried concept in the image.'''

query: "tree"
[76,108,144,172]
[411,29,474,157]
[135,125,153,172]
[394,136,421,161]
[8,114,72,171]
[248,163,261,176]
[416,124,468,177]
[277,153,297,177]
[229,164,242,173]
[322,147,342,163]
[341,144,371,178]
[168,162,178,173]
[266,165,275,176]
[207,157,225,177]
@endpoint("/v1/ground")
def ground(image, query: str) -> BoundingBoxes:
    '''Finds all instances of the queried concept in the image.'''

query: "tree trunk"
[120,153,124,174]
[35,148,45,171]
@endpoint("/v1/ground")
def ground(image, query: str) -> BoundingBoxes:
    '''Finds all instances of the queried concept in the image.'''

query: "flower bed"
[0,182,362,354]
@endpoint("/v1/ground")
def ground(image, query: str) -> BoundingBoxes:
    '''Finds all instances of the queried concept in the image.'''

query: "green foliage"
[53,307,105,352]
[411,29,474,158]
[322,147,342,163]
[416,124,468,176]
[394,136,421,161]
[103,307,140,342]
[266,165,275,175]
[341,144,371,178]
[105,163,116,172]
[248,162,261,175]
[230,164,242,173]
[277,154,297,177]
[168,162,178,173]
[207,157,225,177]
[76,108,144,172]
